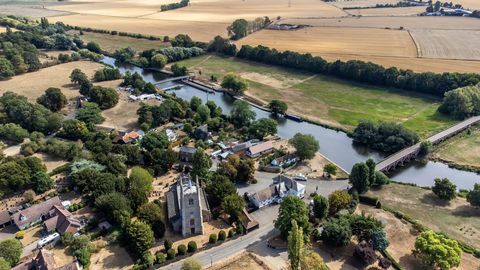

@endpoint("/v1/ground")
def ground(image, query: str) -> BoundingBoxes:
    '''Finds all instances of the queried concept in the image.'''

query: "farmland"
[344,6,426,16]
[175,55,455,136]
[411,29,480,60]
[432,127,480,170]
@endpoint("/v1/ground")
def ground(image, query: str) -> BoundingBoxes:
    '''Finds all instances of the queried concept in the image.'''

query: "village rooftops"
[247,141,274,157]
[112,130,145,144]
[12,196,62,229]
[0,210,11,227]
[12,249,80,270]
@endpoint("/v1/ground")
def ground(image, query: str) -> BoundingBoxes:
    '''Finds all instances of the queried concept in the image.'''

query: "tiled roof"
[12,197,62,228]
[248,141,274,155]
[0,210,11,225]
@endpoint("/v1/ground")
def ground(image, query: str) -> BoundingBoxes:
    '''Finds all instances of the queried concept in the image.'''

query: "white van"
[37,232,60,249]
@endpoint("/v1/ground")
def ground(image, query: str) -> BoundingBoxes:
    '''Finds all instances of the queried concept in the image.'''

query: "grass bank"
[175,54,456,138]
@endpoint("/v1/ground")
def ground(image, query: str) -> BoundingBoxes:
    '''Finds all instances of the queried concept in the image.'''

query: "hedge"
[358,195,379,206]
[381,250,404,270]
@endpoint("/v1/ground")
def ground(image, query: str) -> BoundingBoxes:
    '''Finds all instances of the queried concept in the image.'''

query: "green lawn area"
[433,127,480,169]
[367,183,480,249]
[176,54,456,137]
[70,30,169,53]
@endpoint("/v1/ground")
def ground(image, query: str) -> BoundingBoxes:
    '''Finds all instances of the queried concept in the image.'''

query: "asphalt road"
[165,173,349,270]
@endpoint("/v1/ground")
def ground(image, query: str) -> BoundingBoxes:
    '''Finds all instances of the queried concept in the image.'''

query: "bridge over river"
[376,116,480,173]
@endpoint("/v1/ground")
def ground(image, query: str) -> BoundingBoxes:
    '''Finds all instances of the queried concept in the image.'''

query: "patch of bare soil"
[33,152,68,173]
[90,240,134,270]
[206,252,272,270]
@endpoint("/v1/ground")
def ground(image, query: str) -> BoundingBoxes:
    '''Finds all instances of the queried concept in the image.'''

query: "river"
[102,56,480,190]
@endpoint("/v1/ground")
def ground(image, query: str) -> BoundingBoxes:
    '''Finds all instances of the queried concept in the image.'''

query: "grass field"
[176,55,455,137]
[69,30,169,53]
[433,127,480,169]
[366,183,480,250]
[411,29,480,60]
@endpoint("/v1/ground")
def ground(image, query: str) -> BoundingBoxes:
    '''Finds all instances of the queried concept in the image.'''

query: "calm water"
[102,56,480,190]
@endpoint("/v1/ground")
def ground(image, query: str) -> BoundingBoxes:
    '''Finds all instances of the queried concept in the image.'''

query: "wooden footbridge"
[376,116,480,173]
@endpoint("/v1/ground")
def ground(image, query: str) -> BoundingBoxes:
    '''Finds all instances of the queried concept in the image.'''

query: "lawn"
[69,30,169,53]
[176,55,456,137]
[366,183,480,249]
[432,127,480,169]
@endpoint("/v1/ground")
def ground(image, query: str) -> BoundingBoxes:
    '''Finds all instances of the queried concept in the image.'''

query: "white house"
[249,175,306,209]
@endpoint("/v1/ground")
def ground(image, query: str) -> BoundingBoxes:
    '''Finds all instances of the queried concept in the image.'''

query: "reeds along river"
[102,56,480,190]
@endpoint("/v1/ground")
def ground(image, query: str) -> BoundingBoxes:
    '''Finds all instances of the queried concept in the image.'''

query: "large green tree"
[191,148,212,182]
[328,190,351,215]
[76,102,105,125]
[0,239,22,267]
[206,174,237,207]
[321,217,352,247]
[230,100,256,127]
[312,194,329,220]
[95,192,132,226]
[140,131,169,151]
[37,87,67,112]
[228,19,249,40]
[248,118,277,139]
[151,54,168,69]
[413,230,462,270]
[221,73,248,94]
[467,183,480,207]
[432,178,456,201]
[349,162,370,193]
[275,196,310,238]
[221,193,244,220]
[289,133,319,161]
[125,221,155,256]
[128,167,153,210]
[268,99,288,115]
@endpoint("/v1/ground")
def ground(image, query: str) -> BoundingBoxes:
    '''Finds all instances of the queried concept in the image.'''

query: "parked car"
[293,173,307,181]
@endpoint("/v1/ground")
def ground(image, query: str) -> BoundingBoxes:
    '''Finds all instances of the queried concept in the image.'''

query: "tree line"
[160,0,189,12]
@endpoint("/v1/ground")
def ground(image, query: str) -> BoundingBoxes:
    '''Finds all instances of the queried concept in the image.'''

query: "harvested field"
[411,29,480,60]
[51,14,229,42]
[48,0,168,17]
[0,60,106,101]
[176,55,455,136]
[69,30,169,53]
[432,127,480,169]
[236,28,417,58]
[207,252,271,270]
[281,16,480,30]
[0,3,70,17]
[456,0,480,9]
[330,0,400,8]
[344,6,425,16]
[366,183,480,249]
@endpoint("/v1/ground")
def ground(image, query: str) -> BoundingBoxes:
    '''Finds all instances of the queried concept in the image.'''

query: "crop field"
[0,60,106,101]
[344,6,426,16]
[236,27,417,58]
[433,127,480,169]
[330,0,400,8]
[69,30,169,53]
[411,29,480,60]
[176,55,455,136]
[366,183,480,251]
[456,0,480,9]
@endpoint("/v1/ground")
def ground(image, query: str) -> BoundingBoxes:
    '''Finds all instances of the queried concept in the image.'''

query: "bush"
[228,229,235,238]
[218,230,226,241]
[155,252,166,264]
[358,195,379,206]
[354,242,377,266]
[209,233,218,244]
[187,241,197,253]
[15,231,25,239]
[177,244,187,255]
[166,248,176,260]
[164,239,173,250]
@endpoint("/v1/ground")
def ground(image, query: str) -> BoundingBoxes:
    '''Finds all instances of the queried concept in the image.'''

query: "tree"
[370,229,389,251]
[289,133,319,161]
[275,196,310,238]
[128,167,153,210]
[76,102,104,125]
[467,183,480,207]
[31,171,54,194]
[373,171,390,186]
[235,158,255,183]
[354,241,377,266]
[0,123,29,144]
[0,57,15,80]
[221,194,244,220]
[248,118,277,139]
[349,162,370,193]
[151,54,168,69]
[312,194,329,220]
[228,19,248,40]
[365,158,376,186]
[191,148,212,182]
[221,73,248,94]
[328,190,351,214]
[95,192,132,226]
[419,141,432,156]
[88,86,119,109]
[230,100,256,127]
[37,87,67,112]
[86,41,101,53]
[268,99,288,115]
[125,221,155,256]
[181,258,202,270]
[300,249,329,270]
[171,63,188,76]
[205,174,236,207]
[141,131,169,151]
[70,68,88,85]
[432,178,456,201]
[349,213,384,242]
[323,164,337,178]
[196,104,211,123]
[58,119,89,141]
[288,220,303,270]
[0,239,22,267]
[413,230,462,270]
[137,202,165,238]
[321,217,352,247]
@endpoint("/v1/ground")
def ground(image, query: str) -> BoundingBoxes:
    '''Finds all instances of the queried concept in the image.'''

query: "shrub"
[228,229,235,238]
[218,230,226,241]
[209,233,218,244]
[164,239,173,250]
[155,252,166,264]
[187,241,197,253]
[15,231,25,239]
[354,242,377,266]
[177,244,187,255]
[166,248,176,260]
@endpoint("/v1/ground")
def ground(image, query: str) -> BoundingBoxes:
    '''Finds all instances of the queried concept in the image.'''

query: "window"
[189,198,194,205]
[190,219,195,226]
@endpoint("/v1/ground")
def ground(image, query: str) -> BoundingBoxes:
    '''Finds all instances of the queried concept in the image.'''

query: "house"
[166,175,211,237]
[249,175,305,209]
[246,141,274,158]
[180,146,197,162]
[112,130,145,144]
[194,124,209,140]
[12,249,81,270]
[43,205,82,234]
[271,153,299,167]
[231,141,252,156]
[166,129,177,142]
[12,197,62,230]
[0,210,11,228]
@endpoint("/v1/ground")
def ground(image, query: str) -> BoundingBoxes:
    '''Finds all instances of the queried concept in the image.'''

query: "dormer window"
[19,214,26,221]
